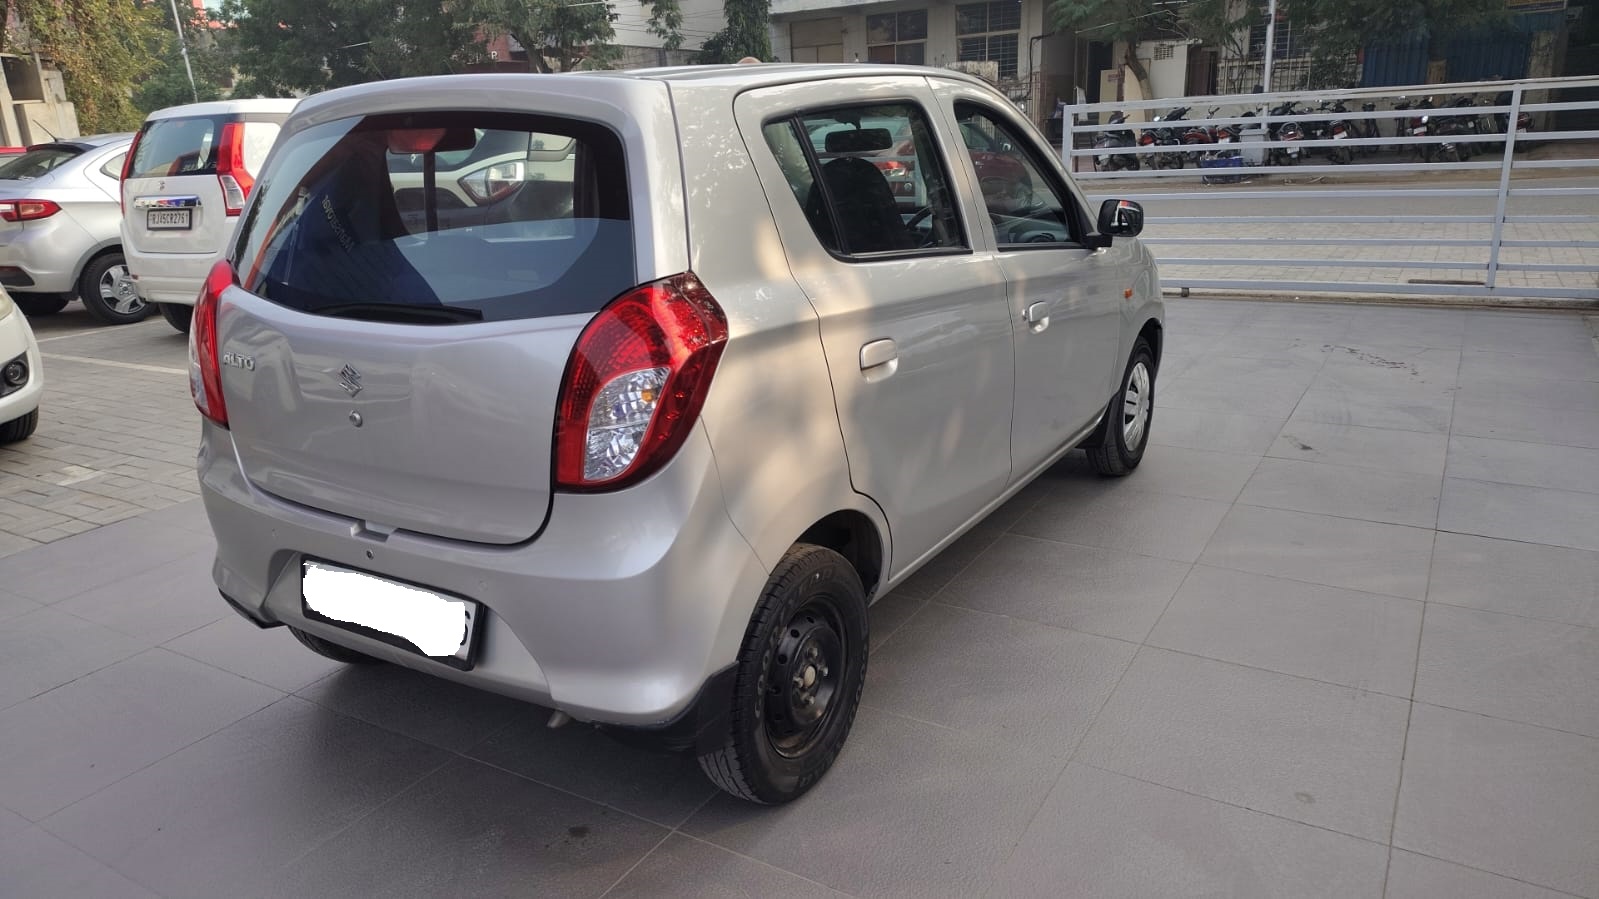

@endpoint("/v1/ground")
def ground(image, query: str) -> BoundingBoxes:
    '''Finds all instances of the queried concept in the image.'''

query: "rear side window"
[0,146,81,180]
[762,103,965,258]
[232,111,632,324]
[129,116,221,178]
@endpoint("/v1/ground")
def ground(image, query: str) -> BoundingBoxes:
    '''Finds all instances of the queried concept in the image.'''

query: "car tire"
[13,295,69,316]
[697,544,868,804]
[78,253,150,325]
[0,408,38,444]
[159,303,192,334]
[288,626,384,665]
[1085,337,1156,477]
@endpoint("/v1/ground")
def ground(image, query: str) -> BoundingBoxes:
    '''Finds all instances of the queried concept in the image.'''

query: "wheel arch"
[1138,316,1163,367]
[73,242,123,289]
[796,509,887,601]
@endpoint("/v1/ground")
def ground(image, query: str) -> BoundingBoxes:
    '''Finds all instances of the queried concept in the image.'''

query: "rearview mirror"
[1096,198,1144,238]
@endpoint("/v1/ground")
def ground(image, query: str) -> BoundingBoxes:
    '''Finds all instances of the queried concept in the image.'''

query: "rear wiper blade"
[317,303,483,324]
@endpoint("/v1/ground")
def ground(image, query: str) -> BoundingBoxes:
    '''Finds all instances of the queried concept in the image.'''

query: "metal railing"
[1060,76,1599,303]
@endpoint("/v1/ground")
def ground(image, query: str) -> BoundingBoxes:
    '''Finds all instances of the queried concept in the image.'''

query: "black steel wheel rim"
[763,599,846,759]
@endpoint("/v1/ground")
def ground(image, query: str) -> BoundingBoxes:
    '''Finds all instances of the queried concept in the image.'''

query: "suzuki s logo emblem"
[338,365,363,397]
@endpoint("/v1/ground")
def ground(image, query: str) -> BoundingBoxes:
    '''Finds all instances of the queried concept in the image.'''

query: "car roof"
[293,64,996,120]
[145,98,298,121]
[61,133,135,150]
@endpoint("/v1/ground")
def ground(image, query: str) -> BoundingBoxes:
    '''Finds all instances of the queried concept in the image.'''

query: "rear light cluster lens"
[217,122,255,216]
[459,160,525,204]
[554,273,728,491]
[0,199,60,222]
[119,129,142,214]
[190,260,237,427]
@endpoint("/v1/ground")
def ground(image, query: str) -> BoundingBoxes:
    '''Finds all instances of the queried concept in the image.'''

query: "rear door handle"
[1024,301,1050,333]
[859,338,898,381]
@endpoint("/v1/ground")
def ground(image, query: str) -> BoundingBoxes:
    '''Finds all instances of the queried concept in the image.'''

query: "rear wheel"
[158,303,192,334]
[1085,337,1156,477]
[78,253,150,324]
[288,627,384,665]
[697,544,868,804]
[0,408,38,444]
[12,295,69,316]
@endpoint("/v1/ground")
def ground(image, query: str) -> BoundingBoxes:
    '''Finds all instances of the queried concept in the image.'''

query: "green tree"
[1,0,165,132]
[219,0,485,96]
[698,0,771,63]
[135,3,234,114]
[468,0,617,72]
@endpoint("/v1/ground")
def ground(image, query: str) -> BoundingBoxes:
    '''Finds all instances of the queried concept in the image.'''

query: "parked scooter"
[1093,111,1141,172]
[1395,96,1436,161]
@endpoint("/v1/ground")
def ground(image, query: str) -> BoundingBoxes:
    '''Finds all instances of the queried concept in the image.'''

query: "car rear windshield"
[128,115,222,179]
[232,111,633,324]
[0,145,82,180]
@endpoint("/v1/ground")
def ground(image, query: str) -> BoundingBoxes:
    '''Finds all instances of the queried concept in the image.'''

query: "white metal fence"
[1060,76,1599,303]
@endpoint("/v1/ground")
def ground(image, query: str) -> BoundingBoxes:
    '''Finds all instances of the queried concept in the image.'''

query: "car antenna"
[35,121,57,141]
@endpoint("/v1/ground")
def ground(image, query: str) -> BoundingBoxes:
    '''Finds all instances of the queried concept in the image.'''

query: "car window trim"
[761,98,973,264]
[952,99,1093,252]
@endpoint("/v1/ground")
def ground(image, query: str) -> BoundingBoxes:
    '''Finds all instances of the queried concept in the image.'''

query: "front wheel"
[78,253,150,324]
[1084,337,1156,477]
[697,544,868,804]
[0,408,38,444]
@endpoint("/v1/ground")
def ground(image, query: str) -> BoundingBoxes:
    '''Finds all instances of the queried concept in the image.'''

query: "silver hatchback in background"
[0,134,137,323]
[195,65,1163,803]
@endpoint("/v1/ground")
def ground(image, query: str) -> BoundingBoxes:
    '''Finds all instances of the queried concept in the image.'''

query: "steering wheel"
[905,206,942,247]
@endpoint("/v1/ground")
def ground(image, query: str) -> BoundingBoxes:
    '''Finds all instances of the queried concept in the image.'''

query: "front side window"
[953,103,1081,248]
[866,10,928,65]
[232,111,632,323]
[956,2,1022,80]
[763,103,965,258]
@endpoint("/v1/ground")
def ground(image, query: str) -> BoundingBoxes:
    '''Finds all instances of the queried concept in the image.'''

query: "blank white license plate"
[301,560,479,667]
[146,208,192,230]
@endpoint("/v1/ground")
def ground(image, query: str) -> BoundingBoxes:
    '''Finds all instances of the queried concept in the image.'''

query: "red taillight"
[121,129,142,215]
[554,273,728,491]
[217,122,254,216]
[0,199,60,222]
[190,260,237,427]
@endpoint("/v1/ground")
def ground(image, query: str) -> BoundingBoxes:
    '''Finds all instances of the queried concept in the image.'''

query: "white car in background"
[0,287,42,443]
[121,98,297,333]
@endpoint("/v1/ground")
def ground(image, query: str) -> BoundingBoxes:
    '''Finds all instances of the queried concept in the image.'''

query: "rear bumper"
[0,305,43,423]
[124,244,213,306]
[198,419,771,728]
[0,218,95,295]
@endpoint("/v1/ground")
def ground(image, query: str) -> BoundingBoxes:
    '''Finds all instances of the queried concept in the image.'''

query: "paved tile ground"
[0,310,197,556]
[1,298,1597,898]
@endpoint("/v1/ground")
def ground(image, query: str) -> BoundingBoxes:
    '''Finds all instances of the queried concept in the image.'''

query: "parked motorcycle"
[1268,101,1305,166]
[1492,90,1534,147]
[1395,96,1436,162]
[1150,106,1190,169]
[1093,111,1140,172]
[1354,101,1382,156]
[1318,99,1356,164]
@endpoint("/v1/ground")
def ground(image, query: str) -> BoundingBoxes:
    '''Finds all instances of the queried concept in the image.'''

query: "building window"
[956,2,1022,80]
[866,10,927,65]
[1248,4,1302,59]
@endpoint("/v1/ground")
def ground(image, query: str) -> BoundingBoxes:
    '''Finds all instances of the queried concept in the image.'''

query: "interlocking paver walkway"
[1,299,1596,898]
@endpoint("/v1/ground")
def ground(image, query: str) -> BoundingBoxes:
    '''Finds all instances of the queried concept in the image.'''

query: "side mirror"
[1096,198,1144,239]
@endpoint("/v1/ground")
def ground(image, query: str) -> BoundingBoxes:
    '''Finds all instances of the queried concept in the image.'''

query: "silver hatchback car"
[195,65,1163,803]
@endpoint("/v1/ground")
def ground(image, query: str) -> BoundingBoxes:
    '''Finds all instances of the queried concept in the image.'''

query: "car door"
[734,78,1016,576]
[932,83,1128,479]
